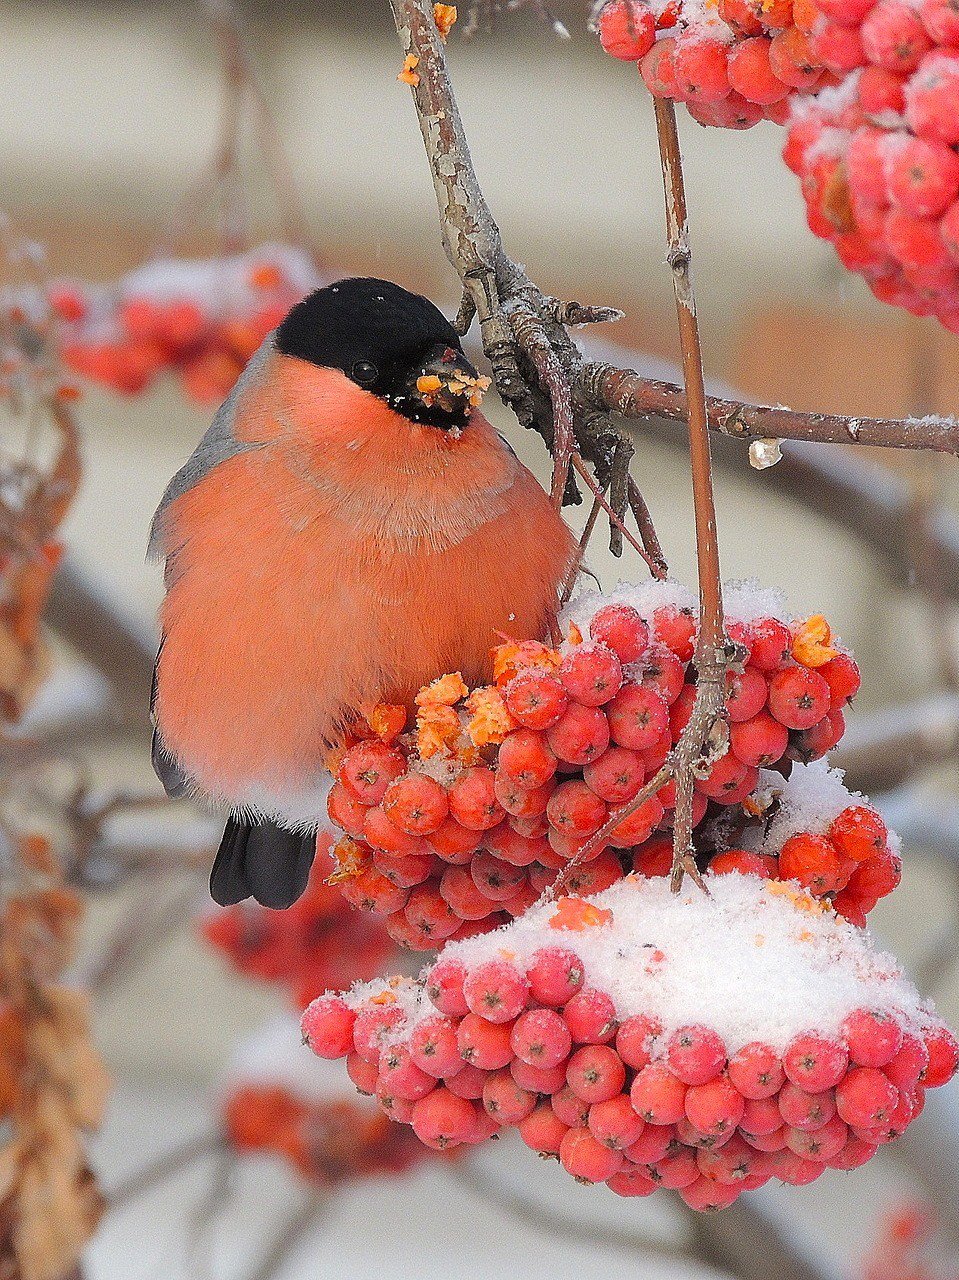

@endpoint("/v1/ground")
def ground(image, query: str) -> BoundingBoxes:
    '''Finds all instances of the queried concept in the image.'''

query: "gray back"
[147,333,275,562]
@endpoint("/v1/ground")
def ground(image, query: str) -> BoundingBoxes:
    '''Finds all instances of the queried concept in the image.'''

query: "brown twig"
[653,99,729,894]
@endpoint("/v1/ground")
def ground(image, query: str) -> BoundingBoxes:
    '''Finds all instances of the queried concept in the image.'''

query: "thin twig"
[653,99,728,893]
[107,1132,224,1213]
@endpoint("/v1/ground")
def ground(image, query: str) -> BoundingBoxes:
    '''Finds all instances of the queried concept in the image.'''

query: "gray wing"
[146,333,275,562]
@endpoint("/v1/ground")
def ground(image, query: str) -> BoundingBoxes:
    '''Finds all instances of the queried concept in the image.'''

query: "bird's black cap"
[275,277,478,430]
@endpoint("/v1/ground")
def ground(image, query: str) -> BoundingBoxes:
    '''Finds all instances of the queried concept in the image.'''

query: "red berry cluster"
[52,246,319,401]
[223,1083,426,1187]
[633,772,900,925]
[785,3,959,330]
[302,941,958,1209]
[326,595,857,950]
[598,0,834,129]
[202,837,393,1009]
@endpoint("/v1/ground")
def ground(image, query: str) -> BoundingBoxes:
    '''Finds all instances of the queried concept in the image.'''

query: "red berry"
[821,652,861,708]
[678,1176,742,1210]
[470,851,526,902]
[616,1014,663,1070]
[373,848,433,888]
[768,665,831,729]
[651,1146,702,1189]
[440,864,498,920]
[590,603,650,662]
[842,1009,904,1067]
[463,959,529,1022]
[584,746,646,804]
[630,1062,688,1123]
[857,65,907,115]
[785,1115,849,1161]
[789,709,845,763]
[652,605,696,660]
[457,1013,515,1069]
[338,741,405,804]
[907,54,959,148]
[919,0,959,42]
[405,882,459,941]
[783,1033,849,1090]
[827,1136,878,1169]
[426,957,468,1014]
[301,995,355,1058]
[547,779,608,838]
[741,1095,786,1136]
[379,1044,435,1101]
[564,987,618,1043]
[482,1070,537,1124]
[446,1062,487,1099]
[498,728,558,789]
[674,38,732,103]
[666,1025,727,1085]
[511,1008,573,1067]
[551,1084,591,1127]
[836,1067,899,1126]
[607,1165,657,1197]
[448,767,504,830]
[411,1088,477,1149]
[779,1081,836,1130]
[546,703,611,764]
[560,1126,625,1182]
[560,642,623,706]
[504,669,568,730]
[709,849,776,878]
[684,1075,746,1136]
[769,26,823,88]
[598,0,657,60]
[588,1094,646,1150]
[779,832,842,894]
[364,807,428,856]
[719,0,764,34]
[888,137,959,218]
[409,1015,463,1078]
[750,617,792,670]
[327,781,371,835]
[728,37,790,104]
[846,846,902,900]
[730,711,789,766]
[607,683,670,750]
[566,1044,627,1103]
[640,37,681,97]
[725,666,768,722]
[346,1050,379,1094]
[829,805,887,862]
[518,1102,569,1154]
[728,1042,786,1098]
[639,644,686,703]
[428,816,483,861]
[696,750,749,802]
[511,1057,568,1094]
[527,946,586,1005]
[862,1,933,72]
[923,1026,959,1085]
[885,1034,930,1091]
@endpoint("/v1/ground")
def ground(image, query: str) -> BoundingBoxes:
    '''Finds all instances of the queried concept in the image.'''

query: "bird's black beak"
[409,342,491,417]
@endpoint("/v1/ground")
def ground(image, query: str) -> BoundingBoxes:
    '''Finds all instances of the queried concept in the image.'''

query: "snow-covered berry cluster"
[633,759,901,925]
[325,581,858,950]
[598,0,834,129]
[303,875,958,1209]
[52,245,320,401]
[202,838,392,1009]
[785,27,959,329]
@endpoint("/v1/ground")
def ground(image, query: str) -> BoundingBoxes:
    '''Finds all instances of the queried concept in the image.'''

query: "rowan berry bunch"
[325,582,857,950]
[633,759,901,925]
[785,32,959,329]
[202,837,393,1009]
[302,875,958,1210]
[597,0,834,129]
[52,245,320,402]
[222,1084,425,1187]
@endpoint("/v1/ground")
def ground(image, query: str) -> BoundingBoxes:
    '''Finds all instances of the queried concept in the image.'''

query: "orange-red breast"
[150,278,575,908]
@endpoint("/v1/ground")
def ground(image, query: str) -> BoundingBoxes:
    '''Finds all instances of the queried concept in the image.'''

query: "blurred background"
[1,2,958,1279]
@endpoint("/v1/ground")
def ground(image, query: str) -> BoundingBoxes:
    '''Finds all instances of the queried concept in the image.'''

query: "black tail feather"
[210,817,316,909]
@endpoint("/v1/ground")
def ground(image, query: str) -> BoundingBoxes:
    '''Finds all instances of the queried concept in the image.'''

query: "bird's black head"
[274,277,488,431]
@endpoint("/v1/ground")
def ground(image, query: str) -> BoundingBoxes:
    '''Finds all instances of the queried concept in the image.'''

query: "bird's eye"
[351,360,378,385]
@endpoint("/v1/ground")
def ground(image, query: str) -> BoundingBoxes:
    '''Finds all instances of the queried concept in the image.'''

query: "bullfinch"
[149,277,575,909]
